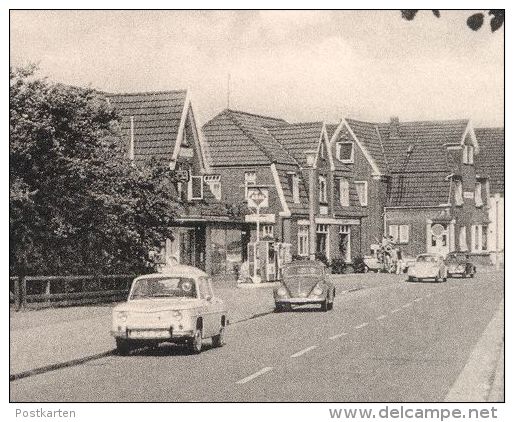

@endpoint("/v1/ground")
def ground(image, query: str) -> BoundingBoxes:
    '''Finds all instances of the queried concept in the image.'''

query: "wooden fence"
[9,274,135,310]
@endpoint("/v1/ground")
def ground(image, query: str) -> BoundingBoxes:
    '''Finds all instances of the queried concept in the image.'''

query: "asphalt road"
[10,271,503,402]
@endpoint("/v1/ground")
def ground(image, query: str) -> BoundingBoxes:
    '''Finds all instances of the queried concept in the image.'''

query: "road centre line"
[236,367,273,384]
[376,314,387,320]
[354,322,369,330]
[329,332,348,340]
[290,345,318,358]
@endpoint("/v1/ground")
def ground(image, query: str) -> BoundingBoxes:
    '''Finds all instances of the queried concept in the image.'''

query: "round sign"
[431,224,445,237]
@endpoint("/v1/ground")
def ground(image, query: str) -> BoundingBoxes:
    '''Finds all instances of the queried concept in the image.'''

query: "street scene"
[9,10,504,405]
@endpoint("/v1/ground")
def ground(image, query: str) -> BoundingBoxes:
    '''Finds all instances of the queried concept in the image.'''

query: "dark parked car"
[445,251,476,278]
[273,260,335,312]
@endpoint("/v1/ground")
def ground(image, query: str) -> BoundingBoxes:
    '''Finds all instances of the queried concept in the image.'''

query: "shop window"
[471,224,488,252]
[336,142,354,163]
[482,225,488,251]
[261,224,274,239]
[339,225,351,262]
[355,181,368,206]
[297,226,309,257]
[339,178,349,207]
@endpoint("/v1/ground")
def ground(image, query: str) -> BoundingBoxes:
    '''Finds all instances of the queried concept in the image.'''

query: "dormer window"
[454,179,463,206]
[463,145,474,164]
[336,142,354,163]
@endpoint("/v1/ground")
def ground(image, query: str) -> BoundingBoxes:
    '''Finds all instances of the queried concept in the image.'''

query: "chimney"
[390,116,400,138]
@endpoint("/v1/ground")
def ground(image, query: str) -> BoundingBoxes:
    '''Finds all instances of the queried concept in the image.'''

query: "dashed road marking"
[329,332,348,340]
[376,314,387,320]
[391,308,400,314]
[354,322,369,330]
[290,345,318,358]
[414,298,422,302]
[236,367,273,384]
[402,302,412,308]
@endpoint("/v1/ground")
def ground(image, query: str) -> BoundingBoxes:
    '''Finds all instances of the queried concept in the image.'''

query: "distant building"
[475,127,504,265]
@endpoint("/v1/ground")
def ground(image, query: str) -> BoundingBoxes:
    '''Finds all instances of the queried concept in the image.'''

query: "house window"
[355,181,368,206]
[388,224,409,244]
[290,174,300,203]
[297,226,309,257]
[189,175,204,200]
[339,178,349,207]
[336,142,354,163]
[319,176,328,204]
[454,180,463,206]
[204,175,221,200]
[475,182,483,207]
[316,224,330,258]
[471,224,488,252]
[459,226,468,251]
[261,224,274,239]
[463,145,474,164]
[244,171,256,198]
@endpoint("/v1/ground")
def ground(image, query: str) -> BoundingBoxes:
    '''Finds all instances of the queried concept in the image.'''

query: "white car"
[111,265,227,355]
[407,253,448,282]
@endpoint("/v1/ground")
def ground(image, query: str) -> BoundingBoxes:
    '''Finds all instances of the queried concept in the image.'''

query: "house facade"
[202,109,367,279]
[107,91,252,277]
[476,127,505,265]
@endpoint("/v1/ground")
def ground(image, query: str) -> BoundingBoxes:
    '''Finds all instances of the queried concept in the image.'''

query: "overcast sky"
[10,10,504,127]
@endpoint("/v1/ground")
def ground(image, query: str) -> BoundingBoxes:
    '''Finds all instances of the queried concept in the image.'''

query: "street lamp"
[305,150,318,261]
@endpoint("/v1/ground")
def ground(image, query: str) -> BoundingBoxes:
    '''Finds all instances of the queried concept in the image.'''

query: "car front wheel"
[116,338,132,356]
[188,329,203,354]
[321,299,329,312]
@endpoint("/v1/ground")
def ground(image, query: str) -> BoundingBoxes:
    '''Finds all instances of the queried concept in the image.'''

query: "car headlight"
[277,287,287,296]
[115,311,128,323]
[312,286,323,296]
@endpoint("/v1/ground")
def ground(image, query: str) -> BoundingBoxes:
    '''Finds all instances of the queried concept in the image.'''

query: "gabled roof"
[475,127,505,194]
[387,172,451,207]
[266,122,324,167]
[107,90,187,162]
[346,118,389,174]
[377,119,470,173]
[202,109,296,166]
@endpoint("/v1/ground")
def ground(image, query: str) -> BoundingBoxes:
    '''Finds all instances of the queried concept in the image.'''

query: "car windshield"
[417,256,438,263]
[283,266,323,278]
[130,277,197,299]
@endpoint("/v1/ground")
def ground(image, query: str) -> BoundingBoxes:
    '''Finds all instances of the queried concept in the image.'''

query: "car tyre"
[321,299,329,312]
[408,276,415,282]
[275,303,284,313]
[188,328,203,354]
[116,338,131,356]
[327,300,334,311]
[212,326,225,348]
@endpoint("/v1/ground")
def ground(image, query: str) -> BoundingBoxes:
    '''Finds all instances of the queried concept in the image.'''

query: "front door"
[428,223,450,256]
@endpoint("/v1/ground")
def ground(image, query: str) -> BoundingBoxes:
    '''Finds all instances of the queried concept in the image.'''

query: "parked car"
[407,253,447,282]
[273,260,335,312]
[445,251,476,278]
[111,265,227,355]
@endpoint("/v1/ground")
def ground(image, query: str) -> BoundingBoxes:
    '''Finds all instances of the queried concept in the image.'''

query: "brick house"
[475,127,504,265]
[107,91,251,276]
[202,109,367,277]
[380,118,490,261]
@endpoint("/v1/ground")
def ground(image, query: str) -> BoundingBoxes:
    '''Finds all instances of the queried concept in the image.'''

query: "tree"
[401,10,504,32]
[10,65,179,275]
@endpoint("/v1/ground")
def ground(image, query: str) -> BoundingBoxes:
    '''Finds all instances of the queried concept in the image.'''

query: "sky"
[10,10,504,127]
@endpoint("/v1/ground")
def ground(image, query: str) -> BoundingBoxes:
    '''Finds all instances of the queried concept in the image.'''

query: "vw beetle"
[407,253,447,282]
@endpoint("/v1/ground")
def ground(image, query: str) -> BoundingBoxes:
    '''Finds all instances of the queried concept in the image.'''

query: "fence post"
[21,276,27,308]
[14,276,22,311]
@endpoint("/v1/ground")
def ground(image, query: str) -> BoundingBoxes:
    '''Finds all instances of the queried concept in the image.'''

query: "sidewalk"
[9,273,398,377]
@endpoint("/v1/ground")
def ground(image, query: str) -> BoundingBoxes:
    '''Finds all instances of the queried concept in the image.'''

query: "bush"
[315,252,330,267]
[330,258,347,274]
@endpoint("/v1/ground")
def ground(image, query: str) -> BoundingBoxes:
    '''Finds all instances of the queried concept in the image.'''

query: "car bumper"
[275,297,325,305]
[111,328,195,341]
